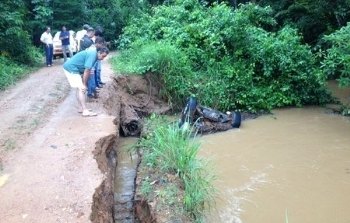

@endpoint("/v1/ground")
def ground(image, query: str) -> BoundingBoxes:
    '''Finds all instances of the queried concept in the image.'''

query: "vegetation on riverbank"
[3,0,350,103]
[135,115,215,221]
[113,1,333,112]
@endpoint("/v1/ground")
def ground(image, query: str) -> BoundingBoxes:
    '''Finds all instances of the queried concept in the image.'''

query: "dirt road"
[0,57,116,222]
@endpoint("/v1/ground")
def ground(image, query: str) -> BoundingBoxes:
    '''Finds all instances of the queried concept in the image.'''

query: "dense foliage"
[322,22,350,87]
[0,0,41,65]
[27,0,159,45]
[258,0,350,45]
[1,0,349,104]
[115,1,331,112]
[204,0,350,45]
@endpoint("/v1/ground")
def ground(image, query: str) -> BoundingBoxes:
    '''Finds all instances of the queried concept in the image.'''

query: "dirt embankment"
[97,73,171,222]
[0,59,115,223]
[91,134,118,223]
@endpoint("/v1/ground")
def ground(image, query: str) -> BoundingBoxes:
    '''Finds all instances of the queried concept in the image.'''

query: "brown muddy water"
[114,137,139,223]
[201,84,350,223]
[328,80,350,105]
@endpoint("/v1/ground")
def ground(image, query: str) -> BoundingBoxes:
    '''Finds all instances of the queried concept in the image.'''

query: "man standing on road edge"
[63,46,109,117]
[59,26,73,62]
[40,27,53,67]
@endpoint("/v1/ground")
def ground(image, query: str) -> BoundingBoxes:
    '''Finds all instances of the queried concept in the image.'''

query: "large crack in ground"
[91,74,170,222]
[91,73,249,222]
[91,134,118,223]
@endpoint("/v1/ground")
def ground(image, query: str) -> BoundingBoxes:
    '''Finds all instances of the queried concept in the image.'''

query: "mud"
[103,74,171,118]
[134,199,156,223]
[91,134,118,223]
[97,74,171,222]
[0,57,173,223]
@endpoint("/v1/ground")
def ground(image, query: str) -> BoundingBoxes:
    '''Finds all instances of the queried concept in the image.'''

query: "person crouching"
[63,46,109,117]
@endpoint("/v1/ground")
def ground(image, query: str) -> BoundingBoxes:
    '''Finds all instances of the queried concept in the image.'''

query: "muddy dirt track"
[0,57,117,223]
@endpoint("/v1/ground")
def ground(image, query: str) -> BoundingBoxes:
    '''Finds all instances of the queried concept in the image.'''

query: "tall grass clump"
[111,41,194,105]
[137,115,215,221]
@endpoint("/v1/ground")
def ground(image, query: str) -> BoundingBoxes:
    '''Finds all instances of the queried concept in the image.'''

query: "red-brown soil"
[0,57,116,223]
[0,55,172,223]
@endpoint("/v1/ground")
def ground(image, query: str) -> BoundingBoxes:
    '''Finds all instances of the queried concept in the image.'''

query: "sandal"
[78,109,92,113]
[82,110,97,117]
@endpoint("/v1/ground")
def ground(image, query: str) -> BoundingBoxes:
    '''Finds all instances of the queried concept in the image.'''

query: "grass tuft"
[137,115,215,221]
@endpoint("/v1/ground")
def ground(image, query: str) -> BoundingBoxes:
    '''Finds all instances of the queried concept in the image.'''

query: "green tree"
[116,1,331,112]
[257,0,350,45]
[84,0,168,44]
[0,0,40,64]
[52,0,86,31]
[30,0,53,29]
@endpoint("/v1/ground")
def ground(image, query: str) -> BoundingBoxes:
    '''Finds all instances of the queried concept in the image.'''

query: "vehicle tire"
[231,111,241,128]
[179,97,197,128]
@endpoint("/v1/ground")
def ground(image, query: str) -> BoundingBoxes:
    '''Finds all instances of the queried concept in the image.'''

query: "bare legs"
[76,88,97,116]
[76,88,87,112]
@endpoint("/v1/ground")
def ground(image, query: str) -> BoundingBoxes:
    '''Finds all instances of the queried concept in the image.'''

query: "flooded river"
[201,84,350,223]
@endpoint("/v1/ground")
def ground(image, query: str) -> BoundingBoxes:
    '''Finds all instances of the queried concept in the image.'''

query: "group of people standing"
[39,25,74,66]
[41,24,109,117]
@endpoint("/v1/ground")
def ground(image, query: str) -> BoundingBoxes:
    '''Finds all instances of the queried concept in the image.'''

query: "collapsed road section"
[91,74,170,222]
[92,73,251,222]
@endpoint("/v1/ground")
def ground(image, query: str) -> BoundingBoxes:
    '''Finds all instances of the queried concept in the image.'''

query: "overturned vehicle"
[179,97,241,134]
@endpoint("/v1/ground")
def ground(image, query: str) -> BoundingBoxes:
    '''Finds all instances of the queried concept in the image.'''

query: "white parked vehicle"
[53,30,77,59]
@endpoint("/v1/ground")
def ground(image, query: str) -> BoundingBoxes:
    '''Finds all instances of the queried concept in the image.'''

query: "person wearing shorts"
[63,46,109,116]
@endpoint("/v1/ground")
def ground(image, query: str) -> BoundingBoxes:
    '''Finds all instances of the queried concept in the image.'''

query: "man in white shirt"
[40,27,53,67]
[76,24,90,51]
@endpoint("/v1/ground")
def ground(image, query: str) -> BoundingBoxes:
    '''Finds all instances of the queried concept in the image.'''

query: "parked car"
[53,30,77,59]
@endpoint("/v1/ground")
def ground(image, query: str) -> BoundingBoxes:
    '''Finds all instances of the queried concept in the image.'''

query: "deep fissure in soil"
[91,74,252,222]
[91,74,170,222]
[91,134,118,223]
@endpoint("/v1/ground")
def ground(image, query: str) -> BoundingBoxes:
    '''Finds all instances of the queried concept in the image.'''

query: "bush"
[322,22,350,87]
[112,41,194,105]
[0,56,27,90]
[115,1,331,112]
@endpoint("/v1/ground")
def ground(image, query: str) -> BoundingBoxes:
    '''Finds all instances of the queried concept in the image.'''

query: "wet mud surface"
[0,58,116,223]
